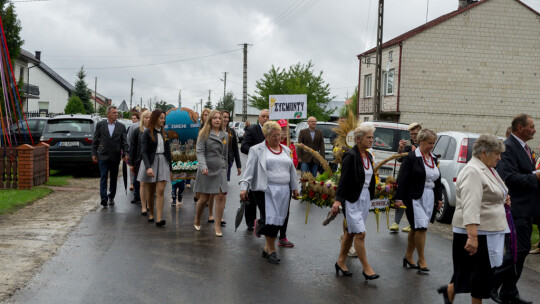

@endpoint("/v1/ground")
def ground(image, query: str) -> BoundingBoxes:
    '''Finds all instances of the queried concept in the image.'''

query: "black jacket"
[130,127,144,170]
[395,151,442,222]
[241,124,265,154]
[496,135,540,217]
[91,120,129,162]
[335,146,375,204]
[141,128,172,172]
[226,128,241,168]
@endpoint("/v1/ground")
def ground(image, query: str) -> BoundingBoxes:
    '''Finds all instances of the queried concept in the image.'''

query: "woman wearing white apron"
[240,121,299,264]
[331,123,378,281]
[395,129,443,273]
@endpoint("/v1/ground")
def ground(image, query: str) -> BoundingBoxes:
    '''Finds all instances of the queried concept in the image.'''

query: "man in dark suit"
[297,116,325,177]
[92,106,129,208]
[492,114,539,304]
[240,109,269,230]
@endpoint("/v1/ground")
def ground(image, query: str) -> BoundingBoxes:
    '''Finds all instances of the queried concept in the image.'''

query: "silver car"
[294,121,338,162]
[432,131,481,223]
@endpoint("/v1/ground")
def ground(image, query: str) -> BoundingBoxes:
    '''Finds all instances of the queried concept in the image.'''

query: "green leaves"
[250,61,335,122]
[216,91,235,113]
[64,96,85,114]
[73,67,93,114]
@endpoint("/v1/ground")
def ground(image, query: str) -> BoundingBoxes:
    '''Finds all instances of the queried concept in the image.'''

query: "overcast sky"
[14,0,540,112]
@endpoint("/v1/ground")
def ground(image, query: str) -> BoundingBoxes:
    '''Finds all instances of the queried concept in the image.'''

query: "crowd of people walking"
[91,106,539,304]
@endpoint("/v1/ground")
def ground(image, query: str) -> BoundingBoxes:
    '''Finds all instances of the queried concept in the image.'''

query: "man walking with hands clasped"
[297,116,325,177]
[92,106,129,208]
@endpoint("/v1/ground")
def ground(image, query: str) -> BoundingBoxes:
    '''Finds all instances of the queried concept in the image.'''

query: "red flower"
[309,190,315,198]
[320,181,324,186]
[312,181,317,185]
[333,186,337,190]
[322,193,329,200]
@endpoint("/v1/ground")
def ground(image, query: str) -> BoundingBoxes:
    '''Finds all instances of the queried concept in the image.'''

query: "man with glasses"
[390,122,422,233]
[297,116,325,178]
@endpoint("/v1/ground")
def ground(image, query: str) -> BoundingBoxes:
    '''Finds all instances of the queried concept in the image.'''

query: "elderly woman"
[240,121,299,264]
[331,123,379,280]
[394,129,442,272]
[193,110,228,237]
[438,135,510,304]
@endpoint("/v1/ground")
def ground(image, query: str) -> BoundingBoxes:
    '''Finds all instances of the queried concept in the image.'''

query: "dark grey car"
[8,117,48,146]
[40,114,101,170]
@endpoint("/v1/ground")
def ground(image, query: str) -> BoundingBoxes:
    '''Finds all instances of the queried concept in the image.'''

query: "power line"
[52,48,240,70]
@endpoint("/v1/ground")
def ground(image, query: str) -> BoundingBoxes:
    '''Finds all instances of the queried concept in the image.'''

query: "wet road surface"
[8,155,540,304]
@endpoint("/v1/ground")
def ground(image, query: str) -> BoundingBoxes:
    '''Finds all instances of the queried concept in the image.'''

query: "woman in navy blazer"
[395,129,442,273]
[331,123,378,281]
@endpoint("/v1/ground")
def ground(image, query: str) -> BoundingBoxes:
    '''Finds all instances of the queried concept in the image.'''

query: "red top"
[281,139,298,167]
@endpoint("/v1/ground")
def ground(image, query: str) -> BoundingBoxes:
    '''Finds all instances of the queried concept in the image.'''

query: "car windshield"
[316,124,337,139]
[47,119,93,133]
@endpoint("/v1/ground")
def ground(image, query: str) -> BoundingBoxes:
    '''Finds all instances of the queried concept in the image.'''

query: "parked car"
[8,117,48,146]
[363,121,410,179]
[289,123,297,138]
[294,121,338,163]
[432,131,483,223]
[236,121,246,143]
[40,114,101,171]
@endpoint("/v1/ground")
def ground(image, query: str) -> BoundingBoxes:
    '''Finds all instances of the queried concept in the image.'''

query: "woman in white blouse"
[240,121,299,264]
[438,134,510,304]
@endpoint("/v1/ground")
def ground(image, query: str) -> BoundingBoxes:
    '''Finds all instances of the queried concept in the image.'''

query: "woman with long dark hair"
[138,109,172,227]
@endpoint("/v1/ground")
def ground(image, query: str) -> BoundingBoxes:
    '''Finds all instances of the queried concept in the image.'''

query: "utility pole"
[140,97,142,108]
[200,99,203,113]
[373,0,384,121]
[222,72,227,101]
[130,78,134,110]
[94,77,97,113]
[178,89,182,108]
[208,90,212,108]
[239,43,251,122]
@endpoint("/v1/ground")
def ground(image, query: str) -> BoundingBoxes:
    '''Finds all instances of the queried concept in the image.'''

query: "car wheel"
[436,187,454,224]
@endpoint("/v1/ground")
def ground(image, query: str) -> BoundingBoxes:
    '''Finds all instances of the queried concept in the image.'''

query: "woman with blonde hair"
[130,109,151,215]
[193,110,229,236]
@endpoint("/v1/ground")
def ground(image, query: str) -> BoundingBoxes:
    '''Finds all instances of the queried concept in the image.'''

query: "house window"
[364,117,370,122]
[364,74,372,98]
[383,69,395,95]
[19,67,24,82]
[389,51,393,61]
[366,57,371,67]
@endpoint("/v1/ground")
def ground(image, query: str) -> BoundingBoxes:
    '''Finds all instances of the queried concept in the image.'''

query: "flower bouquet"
[170,139,198,180]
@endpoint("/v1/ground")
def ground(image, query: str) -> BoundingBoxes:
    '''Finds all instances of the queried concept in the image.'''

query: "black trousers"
[492,217,532,300]
[245,190,258,228]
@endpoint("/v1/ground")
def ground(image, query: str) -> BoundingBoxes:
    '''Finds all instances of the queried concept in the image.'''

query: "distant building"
[233,99,260,123]
[15,49,74,116]
[357,0,540,140]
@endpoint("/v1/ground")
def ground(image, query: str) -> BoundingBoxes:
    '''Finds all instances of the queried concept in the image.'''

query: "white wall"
[29,67,70,114]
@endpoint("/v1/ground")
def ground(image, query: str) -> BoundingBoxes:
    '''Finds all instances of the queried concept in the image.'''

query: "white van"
[363,121,410,179]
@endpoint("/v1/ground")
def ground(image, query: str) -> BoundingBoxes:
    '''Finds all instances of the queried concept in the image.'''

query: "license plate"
[58,141,79,147]
[325,144,333,150]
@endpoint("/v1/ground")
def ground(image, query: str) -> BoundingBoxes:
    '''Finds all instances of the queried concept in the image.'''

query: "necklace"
[421,151,435,168]
[266,141,282,155]
[358,147,370,170]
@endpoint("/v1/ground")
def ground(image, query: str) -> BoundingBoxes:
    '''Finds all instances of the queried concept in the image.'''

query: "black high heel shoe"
[437,285,452,304]
[335,263,353,276]
[156,220,166,227]
[362,271,380,280]
[403,256,419,269]
[148,218,154,223]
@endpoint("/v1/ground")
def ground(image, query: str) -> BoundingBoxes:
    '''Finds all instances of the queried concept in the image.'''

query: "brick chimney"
[35,51,41,61]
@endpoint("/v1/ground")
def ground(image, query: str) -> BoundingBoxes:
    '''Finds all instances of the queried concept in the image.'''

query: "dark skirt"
[252,190,290,238]
[451,233,493,299]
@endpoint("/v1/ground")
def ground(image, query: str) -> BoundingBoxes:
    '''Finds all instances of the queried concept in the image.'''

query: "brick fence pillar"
[36,142,50,183]
[17,144,34,190]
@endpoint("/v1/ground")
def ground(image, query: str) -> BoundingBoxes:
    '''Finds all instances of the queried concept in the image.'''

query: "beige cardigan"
[452,156,508,231]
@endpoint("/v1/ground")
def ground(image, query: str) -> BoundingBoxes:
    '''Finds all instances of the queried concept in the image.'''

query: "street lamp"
[27,64,39,113]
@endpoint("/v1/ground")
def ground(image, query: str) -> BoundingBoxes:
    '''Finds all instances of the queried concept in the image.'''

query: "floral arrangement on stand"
[170,139,198,180]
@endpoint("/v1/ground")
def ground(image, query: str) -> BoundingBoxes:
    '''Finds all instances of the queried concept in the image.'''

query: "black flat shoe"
[141,211,148,216]
[335,263,353,276]
[362,271,380,280]
[403,256,419,269]
[220,221,226,226]
[148,218,154,223]
[208,219,215,223]
[262,249,268,258]
[437,285,452,304]
[267,252,280,264]
[156,220,166,227]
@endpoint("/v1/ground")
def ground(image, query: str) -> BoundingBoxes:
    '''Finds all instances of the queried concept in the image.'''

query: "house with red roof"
[357,0,540,137]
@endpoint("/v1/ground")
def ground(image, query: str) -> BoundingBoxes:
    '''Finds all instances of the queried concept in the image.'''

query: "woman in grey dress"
[193,110,229,237]
[138,109,172,227]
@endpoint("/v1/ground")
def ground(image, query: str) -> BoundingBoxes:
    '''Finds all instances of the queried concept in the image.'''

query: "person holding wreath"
[394,129,442,272]
[240,121,299,264]
[331,123,379,280]
[193,110,229,237]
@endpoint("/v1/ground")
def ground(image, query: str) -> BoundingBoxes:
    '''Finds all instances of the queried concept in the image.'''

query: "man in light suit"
[240,109,269,230]
[492,114,539,304]
[297,116,325,177]
[92,106,129,208]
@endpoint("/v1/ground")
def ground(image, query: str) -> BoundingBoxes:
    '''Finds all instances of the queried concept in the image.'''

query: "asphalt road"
[8,155,540,304]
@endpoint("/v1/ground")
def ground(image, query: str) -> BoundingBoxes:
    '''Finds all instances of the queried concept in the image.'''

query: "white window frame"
[364,74,372,98]
[389,50,393,62]
[383,69,395,95]
[366,57,370,67]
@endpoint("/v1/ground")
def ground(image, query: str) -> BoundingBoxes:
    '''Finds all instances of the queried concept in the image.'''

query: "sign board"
[369,199,390,211]
[268,94,307,120]
[346,131,355,147]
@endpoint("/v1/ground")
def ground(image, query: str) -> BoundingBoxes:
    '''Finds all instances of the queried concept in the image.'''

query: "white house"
[357,0,540,142]
[15,49,74,116]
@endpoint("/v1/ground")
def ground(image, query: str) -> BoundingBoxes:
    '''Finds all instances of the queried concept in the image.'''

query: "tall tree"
[216,91,235,113]
[154,100,174,112]
[250,61,335,122]
[0,0,23,61]
[73,66,93,114]
[64,96,85,114]
[204,99,213,110]
[339,87,358,118]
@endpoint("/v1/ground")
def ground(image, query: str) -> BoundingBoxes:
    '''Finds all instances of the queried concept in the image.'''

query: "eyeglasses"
[410,133,419,136]
[268,134,281,138]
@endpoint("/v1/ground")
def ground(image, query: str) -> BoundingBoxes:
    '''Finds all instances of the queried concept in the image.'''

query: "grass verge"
[0,186,52,215]
[45,170,72,187]
[533,224,539,247]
